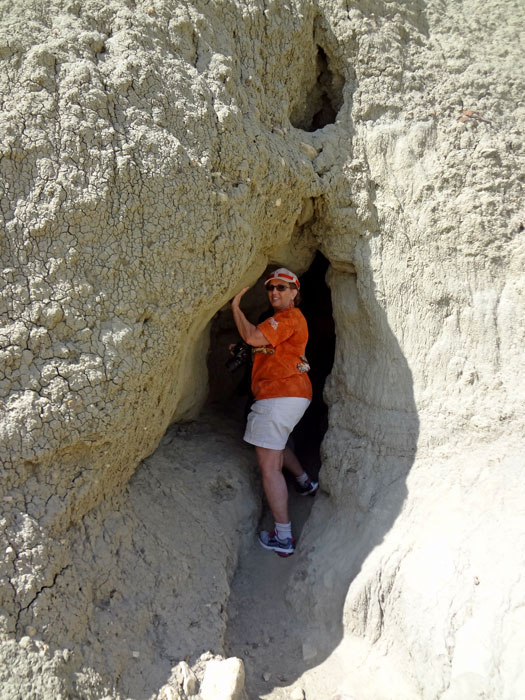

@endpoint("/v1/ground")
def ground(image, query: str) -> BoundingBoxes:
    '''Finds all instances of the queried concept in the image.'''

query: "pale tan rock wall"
[0,0,327,521]
[0,0,323,695]
[0,0,524,698]
[288,1,525,698]
[4,413,259,699]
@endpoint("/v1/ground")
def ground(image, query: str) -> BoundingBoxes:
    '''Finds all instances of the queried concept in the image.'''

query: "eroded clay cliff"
[1,0,524,698]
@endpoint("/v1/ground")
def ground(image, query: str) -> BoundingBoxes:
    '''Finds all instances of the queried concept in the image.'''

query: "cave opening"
[290,45,344,132]
[207,251,335,482]
[291,251,335,475]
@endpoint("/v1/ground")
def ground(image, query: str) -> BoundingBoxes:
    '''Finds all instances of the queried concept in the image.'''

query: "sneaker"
[296,477,319,496]
[259,530,295,557]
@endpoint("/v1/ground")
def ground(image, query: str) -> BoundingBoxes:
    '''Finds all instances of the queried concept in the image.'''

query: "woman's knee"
[255,446,283,474]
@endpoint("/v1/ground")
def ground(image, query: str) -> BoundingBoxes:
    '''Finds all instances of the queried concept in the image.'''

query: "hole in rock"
[207,251,335,481]
[290,45,344,132]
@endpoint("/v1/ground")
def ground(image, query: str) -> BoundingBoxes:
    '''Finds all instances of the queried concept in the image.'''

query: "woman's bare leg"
[255,446,289,524]
[282,445,304,478]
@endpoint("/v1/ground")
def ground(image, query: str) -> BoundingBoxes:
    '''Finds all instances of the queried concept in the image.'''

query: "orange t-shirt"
[251,307,312,401]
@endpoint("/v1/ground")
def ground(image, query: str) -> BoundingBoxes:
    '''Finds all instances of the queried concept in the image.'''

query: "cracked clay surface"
[1,0,524,698]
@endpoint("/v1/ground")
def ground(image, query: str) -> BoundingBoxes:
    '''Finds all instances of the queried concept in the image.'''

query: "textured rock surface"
[2,411,259,697]
[285,1,525,698]
[0,0,524,698]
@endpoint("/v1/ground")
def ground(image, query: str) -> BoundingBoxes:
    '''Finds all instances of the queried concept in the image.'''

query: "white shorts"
[243,397,311,450]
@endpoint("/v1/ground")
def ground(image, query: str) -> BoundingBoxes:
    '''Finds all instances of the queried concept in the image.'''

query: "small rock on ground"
[290,688,305,700]
[200,657,245,700]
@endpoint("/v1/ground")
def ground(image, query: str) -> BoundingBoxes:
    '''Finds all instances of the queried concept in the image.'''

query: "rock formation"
[0,0,523,698]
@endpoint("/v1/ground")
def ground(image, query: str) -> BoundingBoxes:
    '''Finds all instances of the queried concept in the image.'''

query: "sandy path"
[224,478,321,699]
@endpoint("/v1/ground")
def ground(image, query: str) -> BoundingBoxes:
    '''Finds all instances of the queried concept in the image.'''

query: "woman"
[231,268,318,557]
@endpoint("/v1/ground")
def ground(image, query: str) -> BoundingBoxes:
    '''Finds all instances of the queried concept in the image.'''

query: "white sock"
[295,472,309,486]
[275,521,292,540]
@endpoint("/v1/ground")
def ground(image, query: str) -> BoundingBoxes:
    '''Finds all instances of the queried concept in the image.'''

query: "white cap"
[264,268,300,289]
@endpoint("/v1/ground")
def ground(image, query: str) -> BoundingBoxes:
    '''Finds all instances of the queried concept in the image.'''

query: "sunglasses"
[267,284,291,292]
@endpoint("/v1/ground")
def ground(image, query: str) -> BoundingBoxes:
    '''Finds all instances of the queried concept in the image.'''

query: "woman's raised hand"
[231,286,250,308]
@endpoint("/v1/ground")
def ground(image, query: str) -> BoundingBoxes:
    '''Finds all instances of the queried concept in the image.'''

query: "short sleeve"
[257,311,296,347]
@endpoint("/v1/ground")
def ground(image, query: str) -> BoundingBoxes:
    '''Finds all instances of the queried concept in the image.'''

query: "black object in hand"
[226,341,250,372]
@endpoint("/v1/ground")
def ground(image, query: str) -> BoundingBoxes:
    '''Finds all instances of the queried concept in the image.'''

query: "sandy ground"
[224,480,419,700]
[222,421,413,700]
[225,484,319,699]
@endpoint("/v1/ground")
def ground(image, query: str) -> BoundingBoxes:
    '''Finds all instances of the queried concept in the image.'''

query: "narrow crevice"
[15,565,71,636]
[293,251,335,475]
[221,254,335,697]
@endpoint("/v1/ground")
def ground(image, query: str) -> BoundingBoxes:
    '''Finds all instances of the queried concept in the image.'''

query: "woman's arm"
[231,287,270,346]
